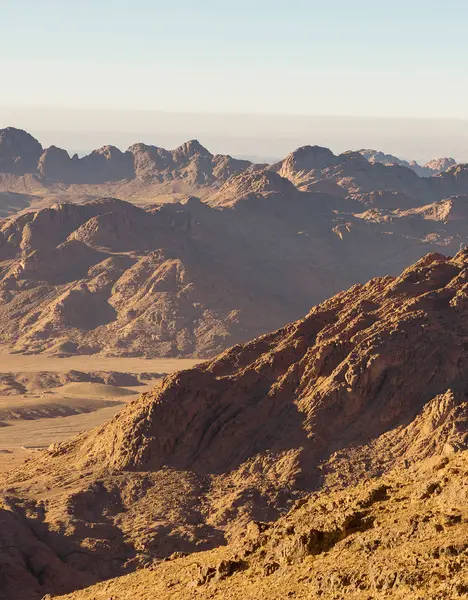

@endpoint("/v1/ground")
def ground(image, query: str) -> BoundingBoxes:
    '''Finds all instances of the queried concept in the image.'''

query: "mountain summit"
[0,127,43,174]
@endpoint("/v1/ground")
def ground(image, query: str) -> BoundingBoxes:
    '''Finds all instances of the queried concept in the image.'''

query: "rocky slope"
[1,250,468,599]
[56,451,468,600]
[1,188,468,357]
[423,156,458,175]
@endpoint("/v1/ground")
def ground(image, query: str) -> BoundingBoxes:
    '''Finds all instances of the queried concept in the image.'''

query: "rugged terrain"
[56,451,468,599]
[0,128,465,208]
[0,127,253,208]
[2,127,468,357]
[2,170,468,357]
[1,250,468,599]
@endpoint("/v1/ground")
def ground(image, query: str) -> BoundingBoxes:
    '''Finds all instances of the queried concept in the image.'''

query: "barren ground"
[0,354,200,474]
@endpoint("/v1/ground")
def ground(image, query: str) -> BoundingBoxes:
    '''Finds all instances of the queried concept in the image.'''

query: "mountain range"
[2,128,468,357]
[0,127,467,213]
[1,250,467,599]
[358,149,457,177]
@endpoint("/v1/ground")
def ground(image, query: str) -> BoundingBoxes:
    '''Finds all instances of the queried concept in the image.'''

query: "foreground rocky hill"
[1,250,468,599]
[1,185,468,357]
[56,451,468,599]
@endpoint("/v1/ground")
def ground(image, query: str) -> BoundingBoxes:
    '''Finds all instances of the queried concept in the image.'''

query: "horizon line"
[1,106,468,123]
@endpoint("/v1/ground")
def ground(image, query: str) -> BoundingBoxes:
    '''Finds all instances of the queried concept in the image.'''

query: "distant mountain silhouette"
[0,128,465,209]
[359,148,457,177]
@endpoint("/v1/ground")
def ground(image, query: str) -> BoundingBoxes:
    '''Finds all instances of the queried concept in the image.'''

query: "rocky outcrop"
[359,148,416,170]
[37,145,135,183]
[0,128,251,189]
[37,146,75,180]
[281,151,466,200]
[431,164,468,200]
[275,145,337,181]
[212,153,253,183]
[400,194,468,222]
[272,146,439,201]
[75,145,135,183]
[0,197,134,255]
[349,190,423,209]
[210,168,298,206]
[128,139,250,187]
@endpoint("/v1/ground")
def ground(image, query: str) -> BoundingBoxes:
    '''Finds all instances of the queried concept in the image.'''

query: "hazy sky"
[1,1,468,160]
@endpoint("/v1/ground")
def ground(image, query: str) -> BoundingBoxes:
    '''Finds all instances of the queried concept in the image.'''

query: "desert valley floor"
[0,354,199,473]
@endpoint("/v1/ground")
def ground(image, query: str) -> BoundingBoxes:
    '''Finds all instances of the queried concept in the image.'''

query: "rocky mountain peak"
[358,149,413,170]
[37,145,72,179]
[277,145,337,178]
[359,149,459,177]
[424,157,457,173]
[174,139,212,159]
[89,144,126,159]
[339,150,372,164]
[0,126,43,174]
[1,128,468,203]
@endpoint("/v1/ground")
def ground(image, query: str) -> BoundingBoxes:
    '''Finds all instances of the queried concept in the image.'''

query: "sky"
[1,0,468,160]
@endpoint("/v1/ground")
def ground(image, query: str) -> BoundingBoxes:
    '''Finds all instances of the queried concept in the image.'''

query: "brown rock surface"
[56,451,468,599]
[433,164,468,198]
[128,139,250,188]
[38,145,135,184]
[275,145,468,202]
[37,146,76,181]
[210,167,298,206]
[1,250,468,598]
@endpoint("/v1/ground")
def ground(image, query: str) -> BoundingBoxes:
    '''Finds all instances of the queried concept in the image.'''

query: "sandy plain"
[0,354,200,474]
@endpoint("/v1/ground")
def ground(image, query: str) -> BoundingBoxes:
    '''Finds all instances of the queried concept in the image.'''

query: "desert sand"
[0,354,200,474]
[0,353,199,373]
